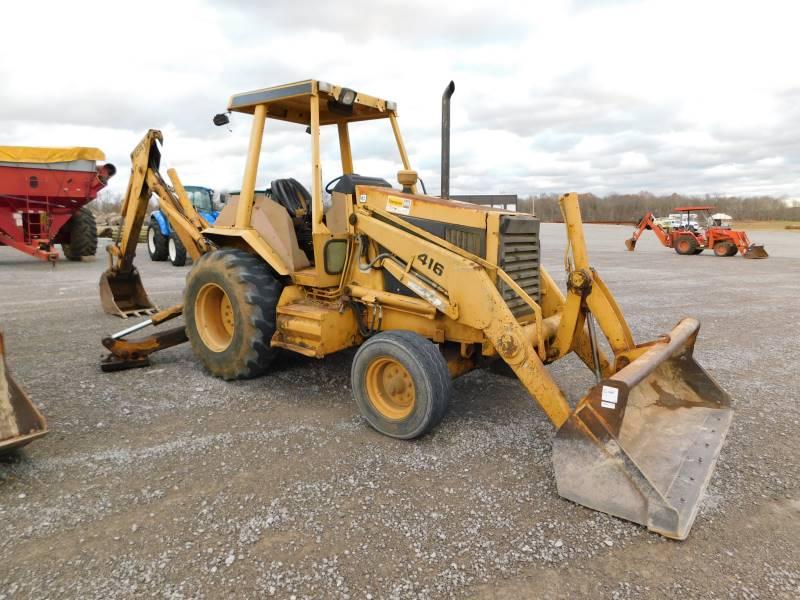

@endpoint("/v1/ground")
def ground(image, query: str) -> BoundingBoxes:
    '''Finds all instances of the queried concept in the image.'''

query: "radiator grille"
[497,215,540,317]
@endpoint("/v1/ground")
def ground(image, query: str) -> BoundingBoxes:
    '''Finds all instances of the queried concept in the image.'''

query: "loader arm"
[351,196,634,429]
[100,129,212,317]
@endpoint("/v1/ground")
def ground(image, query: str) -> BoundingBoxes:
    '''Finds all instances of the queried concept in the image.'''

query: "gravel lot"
[1,224,798,599]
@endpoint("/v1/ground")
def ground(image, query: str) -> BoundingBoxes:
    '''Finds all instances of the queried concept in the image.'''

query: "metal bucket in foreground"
[0,333,48,454]
[743,244,768,259]
[552,318,732,540]
[624,238,636,251]
[99,268,158,318]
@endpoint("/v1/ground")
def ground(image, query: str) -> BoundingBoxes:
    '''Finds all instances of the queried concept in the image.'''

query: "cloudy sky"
[2,0,798,199]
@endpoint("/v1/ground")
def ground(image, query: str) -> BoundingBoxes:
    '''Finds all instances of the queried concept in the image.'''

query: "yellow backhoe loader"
[0,332,48,453]
[98,80,732,539]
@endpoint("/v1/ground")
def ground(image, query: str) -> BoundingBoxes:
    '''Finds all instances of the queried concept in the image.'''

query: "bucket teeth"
[99,269,158,318]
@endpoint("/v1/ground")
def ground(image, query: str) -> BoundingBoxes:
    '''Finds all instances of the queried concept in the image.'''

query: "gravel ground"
[0,224,798,599]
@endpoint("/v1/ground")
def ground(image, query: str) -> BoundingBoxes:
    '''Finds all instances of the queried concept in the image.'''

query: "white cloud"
[1,0,798,198]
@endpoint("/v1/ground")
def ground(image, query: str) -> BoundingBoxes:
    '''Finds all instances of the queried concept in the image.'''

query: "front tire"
[168,232,187,266]
[147,220,168,261]
[62,207,97,260]
[184,248,282,380]
[351,331,451,439]
[714,241,736,257]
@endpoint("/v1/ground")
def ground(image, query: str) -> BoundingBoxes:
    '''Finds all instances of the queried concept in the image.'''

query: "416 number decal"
[416,253,444,276]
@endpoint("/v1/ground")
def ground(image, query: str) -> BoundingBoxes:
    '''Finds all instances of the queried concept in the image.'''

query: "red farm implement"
[625,205,768,259]
[0,146,107,261]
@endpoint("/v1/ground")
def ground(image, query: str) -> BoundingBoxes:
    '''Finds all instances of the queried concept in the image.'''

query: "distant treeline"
[522,193,800,222]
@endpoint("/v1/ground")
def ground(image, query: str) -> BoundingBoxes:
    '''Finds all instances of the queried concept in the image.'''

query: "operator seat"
[269,178,313,259]
[269,178,310,218]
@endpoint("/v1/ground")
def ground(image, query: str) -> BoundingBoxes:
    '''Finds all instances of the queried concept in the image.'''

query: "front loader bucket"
[624,238,636,251]
[0,333,48,454]
[743,244,768,259]
[552,318,732,539]
[99,268,158,318]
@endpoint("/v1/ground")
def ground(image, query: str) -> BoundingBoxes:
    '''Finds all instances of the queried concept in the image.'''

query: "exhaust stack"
[441,81,455,199]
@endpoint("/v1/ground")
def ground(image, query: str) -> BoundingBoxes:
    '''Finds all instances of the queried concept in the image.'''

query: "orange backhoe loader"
[625,206,768,258]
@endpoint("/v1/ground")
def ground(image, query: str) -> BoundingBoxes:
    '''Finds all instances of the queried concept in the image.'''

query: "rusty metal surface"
[99,268,158,318]
[743,244,769,259]
[552,318,733,540]
[0,332,48,454]
[101,326,188,373]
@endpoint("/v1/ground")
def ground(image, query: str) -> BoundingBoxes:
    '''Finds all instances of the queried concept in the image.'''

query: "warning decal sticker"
[386,195,412,216]
[600,385,619,410]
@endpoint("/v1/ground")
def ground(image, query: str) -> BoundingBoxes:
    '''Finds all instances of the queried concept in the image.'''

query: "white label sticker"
[600,401,617,410]
[386,195,412,215]
[601,386,618,404]
[359,194,367,203]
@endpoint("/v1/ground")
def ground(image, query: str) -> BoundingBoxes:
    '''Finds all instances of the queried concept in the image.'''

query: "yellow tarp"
[0,146,105,164]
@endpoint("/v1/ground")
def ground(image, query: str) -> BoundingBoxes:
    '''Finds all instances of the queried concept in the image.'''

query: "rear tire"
[184,248,282,380]
[351,331,451,439]
[168,231,187,266]
[714,241,736,257]
[62,207,97,260]
[147,220,168,261]
[674,235,698,255]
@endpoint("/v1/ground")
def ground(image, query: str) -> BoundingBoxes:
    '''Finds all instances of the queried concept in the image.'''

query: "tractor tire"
[61,207,97,260]
[726,243,739,257]
[714,241,736,257]
[674,235,698,255]
[168,231,187,266]
[351,330,451,440]
[147,220,168,261]
[184,248,282,380]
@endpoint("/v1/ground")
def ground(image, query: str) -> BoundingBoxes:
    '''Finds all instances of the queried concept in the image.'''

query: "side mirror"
[213,113,230,127]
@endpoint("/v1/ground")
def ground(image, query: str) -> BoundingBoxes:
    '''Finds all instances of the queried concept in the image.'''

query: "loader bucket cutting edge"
[743,245,768,259]
[99,268,158,318]
[552,318,732,540]
[0,333,48,454]
[624,238,636,251]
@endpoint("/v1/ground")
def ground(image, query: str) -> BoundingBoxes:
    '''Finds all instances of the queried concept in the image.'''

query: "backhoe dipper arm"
[100,130,211,318]
[106,129,210,273]
[625,211,669,251]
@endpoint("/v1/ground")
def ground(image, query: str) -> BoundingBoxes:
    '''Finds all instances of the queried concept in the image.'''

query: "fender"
[151,210,170,236]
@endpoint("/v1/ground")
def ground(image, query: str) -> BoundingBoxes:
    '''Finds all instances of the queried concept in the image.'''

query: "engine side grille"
[497,215,540,317]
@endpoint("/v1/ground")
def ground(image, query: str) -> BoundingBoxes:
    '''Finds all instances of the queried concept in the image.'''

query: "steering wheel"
[324,175,344,194]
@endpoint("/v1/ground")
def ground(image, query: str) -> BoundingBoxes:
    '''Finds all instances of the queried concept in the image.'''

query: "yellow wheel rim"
[365,357,416,420]
[195,283,235,352]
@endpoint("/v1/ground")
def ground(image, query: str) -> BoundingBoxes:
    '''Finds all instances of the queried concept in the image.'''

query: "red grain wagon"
[0,146,109,261]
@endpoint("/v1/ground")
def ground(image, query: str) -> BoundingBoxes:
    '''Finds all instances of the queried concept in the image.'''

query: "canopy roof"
[673,205,714,212]
[227,79,397,126]
[0,146,105,164]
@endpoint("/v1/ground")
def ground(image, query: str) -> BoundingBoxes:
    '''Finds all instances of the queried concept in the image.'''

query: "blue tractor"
[147,185,219,266]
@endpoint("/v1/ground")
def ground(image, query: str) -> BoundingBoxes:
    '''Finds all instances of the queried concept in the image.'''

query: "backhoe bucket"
[0,333,48,454]
[99,268,158,318]
[624,238,636,251]
[743,244,768,259]
[552,318,732,539]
